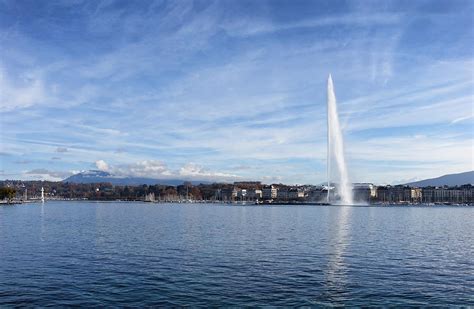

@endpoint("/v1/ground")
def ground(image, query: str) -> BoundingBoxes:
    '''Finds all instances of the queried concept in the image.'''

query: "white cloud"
[118,160,172,178]
[0,68,46,111]
[92,159,171,178]
[91,160,239,181]
[224,13,402,37]
[179,163,239,181]
[95,160,109,171]
[451,115,474,124]
[24,168,73,181]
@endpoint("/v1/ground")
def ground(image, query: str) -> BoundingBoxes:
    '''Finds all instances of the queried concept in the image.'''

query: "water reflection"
[323,206,352,302]
[40,202,45,242]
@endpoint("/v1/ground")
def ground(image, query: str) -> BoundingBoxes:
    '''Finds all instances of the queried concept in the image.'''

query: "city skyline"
[1,0,473,185]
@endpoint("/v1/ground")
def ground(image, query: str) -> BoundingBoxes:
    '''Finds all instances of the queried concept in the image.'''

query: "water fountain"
[327,74,353,205]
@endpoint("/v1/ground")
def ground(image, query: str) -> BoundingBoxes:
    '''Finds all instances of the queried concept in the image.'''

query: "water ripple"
[0,202,473,306]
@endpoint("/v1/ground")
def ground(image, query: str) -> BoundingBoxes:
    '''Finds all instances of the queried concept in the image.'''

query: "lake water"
[0,202,473,306]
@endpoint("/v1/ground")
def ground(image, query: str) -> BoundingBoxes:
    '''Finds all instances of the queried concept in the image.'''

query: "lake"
[0,202,473,306]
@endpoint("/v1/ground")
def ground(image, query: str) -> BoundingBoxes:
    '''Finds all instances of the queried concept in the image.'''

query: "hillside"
[406,171,474,187]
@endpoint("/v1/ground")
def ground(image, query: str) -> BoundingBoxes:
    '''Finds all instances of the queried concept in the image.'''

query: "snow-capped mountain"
[63,170,207,186]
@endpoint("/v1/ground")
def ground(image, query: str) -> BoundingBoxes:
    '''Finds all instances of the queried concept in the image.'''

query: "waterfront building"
[421,187,435,203]
[262,185,278,200]
[277,187,289,201]
[422,185,473,203]
[216,188,237,202]
[375,186,392,203]
[411,188,422,203]
[306,186,326,202]
[288,187,305,200]
[237,189,247,200]
[245,189,262,200]
[376,185,412,203]
[391,185,412,203]
[353,183,375,202]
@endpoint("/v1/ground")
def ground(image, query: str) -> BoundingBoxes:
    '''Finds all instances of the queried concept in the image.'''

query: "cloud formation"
[0,0,473,184]
[0,68,46,111]
[25,169,73,181]
[95,160,109,171]
[92,159,238,182]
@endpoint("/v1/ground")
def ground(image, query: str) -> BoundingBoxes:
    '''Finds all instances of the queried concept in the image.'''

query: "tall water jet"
[327,74,353,205]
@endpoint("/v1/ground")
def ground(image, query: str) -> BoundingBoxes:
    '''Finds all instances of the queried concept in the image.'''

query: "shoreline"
[2,199,473,207]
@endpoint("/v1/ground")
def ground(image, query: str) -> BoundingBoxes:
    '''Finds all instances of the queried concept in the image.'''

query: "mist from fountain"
[327,74,353,205]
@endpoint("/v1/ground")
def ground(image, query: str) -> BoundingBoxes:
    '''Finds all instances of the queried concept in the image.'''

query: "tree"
[0,187,16,203]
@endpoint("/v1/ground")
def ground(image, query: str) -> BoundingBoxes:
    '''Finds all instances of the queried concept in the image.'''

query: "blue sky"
[0,0,473,184]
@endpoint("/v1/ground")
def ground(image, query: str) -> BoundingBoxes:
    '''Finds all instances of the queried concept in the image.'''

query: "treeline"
[0,180,242,201]
[0,187,16,202]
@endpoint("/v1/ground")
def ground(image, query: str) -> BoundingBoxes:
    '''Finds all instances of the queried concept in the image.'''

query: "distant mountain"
[63,170,208,186]
[405,171,474,187]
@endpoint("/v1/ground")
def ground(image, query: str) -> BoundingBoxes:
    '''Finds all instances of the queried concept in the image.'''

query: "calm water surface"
[0,202,473,306]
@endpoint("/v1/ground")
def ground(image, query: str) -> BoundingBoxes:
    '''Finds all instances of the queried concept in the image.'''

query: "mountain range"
[63,170,208,186]
[405,171,474,187]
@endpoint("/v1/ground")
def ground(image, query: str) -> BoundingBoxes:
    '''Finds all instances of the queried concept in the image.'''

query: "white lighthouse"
[41,187,45,203]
